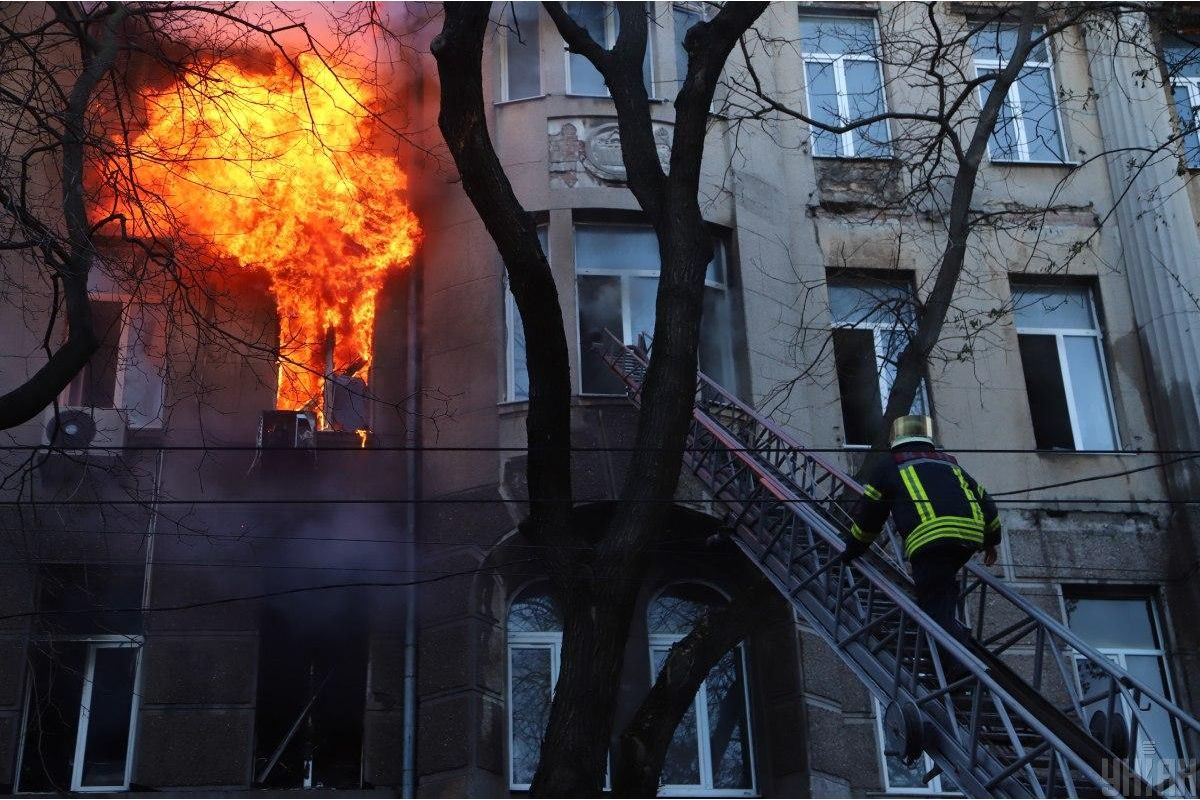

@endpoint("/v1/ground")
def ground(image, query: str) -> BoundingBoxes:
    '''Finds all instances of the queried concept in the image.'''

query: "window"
[647,584,755,796]
[497,1,541,102]
[1011,285,1118,451]
[574,224,735,395]
[17,566,144,793]
[972,23,1066,163]
[672,3,707,91]
[63,299,167,428]
[1163,35,1200,168]
[504,226,548,403]
[873,699,958,795]
[565,2,653,97]
[829,278,928,446]
[799,16,891,158]
[1064,593,1188,789]
[507,584,563,790]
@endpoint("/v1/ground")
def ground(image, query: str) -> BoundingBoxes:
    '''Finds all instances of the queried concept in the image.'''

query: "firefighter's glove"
[840,538,869,564]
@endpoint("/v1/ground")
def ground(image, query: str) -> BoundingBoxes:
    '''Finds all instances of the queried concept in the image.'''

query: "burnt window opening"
[17,566,144,793]
[254,595,369,790]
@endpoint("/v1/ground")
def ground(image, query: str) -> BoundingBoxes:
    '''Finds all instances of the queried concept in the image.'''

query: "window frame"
[828,278,929,447]
[62,295,166,430]
[15,635,144,794]
[798,14,893,159]
[503,225,549,404]
[572,222,732,397]
[871,698,959,796]
[1061,591,1191,785]
[1171,76,1200,168]
[1011,284,1120,452]
[506,583,564,792]
[564,2,655,98]
[972,25,1068,165]
[646,583,757,797]
[496,1,543,103]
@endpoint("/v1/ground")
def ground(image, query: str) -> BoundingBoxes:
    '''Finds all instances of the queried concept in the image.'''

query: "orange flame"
[116,53,421,415]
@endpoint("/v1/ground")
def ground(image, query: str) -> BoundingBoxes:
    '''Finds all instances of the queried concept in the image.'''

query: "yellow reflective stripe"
[905,517,985,557]
[987,517,1002,532]
[862,484,883,501]
[900,466,934,524]
[850,522,876,543]
[953,467,984,524]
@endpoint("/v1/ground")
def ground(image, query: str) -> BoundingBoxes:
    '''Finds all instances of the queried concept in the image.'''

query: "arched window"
[648,584,756,796]
[507,583,563,790]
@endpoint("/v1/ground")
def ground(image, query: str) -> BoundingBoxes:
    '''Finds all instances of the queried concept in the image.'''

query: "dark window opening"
[70,300,124,408]
[254,596,368,789]
[833,328,883,445]
[1017,333,1074,450]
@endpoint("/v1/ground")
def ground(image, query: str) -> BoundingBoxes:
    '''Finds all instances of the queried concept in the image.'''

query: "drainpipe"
[400,255,421,798]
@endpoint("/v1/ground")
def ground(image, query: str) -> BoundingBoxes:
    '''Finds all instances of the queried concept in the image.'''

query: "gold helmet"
[890,415,934,448]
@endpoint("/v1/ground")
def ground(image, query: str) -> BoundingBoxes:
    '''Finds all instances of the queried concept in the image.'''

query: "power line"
[4,443,1200,454]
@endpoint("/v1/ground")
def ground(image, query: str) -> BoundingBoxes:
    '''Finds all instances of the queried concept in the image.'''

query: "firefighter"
[841,415,1001,644]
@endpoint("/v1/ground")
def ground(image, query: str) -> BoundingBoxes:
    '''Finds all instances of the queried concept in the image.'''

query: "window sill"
[986,157,1079,168]
[1034,448,1139,456]
[813,154,896,163]
[495,94,548,107]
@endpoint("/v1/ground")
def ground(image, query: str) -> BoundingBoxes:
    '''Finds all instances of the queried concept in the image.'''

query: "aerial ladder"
[600,332,1199,798]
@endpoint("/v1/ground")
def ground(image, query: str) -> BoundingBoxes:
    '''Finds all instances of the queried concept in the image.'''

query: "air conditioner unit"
[41,407,127,457]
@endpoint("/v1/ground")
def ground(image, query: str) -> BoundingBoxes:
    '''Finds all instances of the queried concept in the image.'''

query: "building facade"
[1,2,1199,797]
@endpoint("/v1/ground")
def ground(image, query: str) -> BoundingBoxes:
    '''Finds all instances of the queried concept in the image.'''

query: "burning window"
[16,566,144,793]
[829,276,928,446]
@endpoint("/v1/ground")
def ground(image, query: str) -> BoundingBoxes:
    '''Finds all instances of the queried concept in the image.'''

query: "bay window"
[799,15,891,158]
[972,23,1066,163]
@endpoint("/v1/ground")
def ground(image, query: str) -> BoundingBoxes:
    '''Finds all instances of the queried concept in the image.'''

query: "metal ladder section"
[600,333,1199,798]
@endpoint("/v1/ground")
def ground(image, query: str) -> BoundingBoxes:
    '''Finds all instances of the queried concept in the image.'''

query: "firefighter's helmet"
[890,415,935,448]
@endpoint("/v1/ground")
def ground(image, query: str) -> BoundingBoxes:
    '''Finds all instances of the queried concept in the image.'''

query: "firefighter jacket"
[847,446,1002,560]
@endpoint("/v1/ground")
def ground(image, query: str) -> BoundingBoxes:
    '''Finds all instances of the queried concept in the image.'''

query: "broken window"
[496,1,541,102]
[62,300,167,428]
[254,596,368,789]
[1012,285,1118,451]
[575,223,734,395]
[829,278,927,446]
[972,23,1066,163]
[647,584,755,794]
[1162,35,1200,168]
[565,2,653,97]
[799,15,891,158]
[504,226,548,403]
[17,566,144,793]
[1064,592,1186,788]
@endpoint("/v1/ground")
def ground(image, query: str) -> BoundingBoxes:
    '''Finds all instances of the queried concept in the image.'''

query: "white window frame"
[506,632,562,791]
[496,2,543,103]
[503,225,547,404]
[564,1,655,98]
[573,223,730,396]
[648,637,757,798]
[16,636,144,794]
[972,26,1068,164]
[1012,286,1120,452]
[829,281,929,447]
[1171,77,1200,167]
[872,699,959,796]
[61,295,166,430]
[1063,595,1191,787]
[798,15,893,159]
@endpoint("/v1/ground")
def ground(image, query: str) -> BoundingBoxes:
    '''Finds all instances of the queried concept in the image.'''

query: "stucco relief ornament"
[548,122,584,187]
[582,123,672,183]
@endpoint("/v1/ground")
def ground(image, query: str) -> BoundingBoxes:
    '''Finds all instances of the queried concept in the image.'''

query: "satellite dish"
[45,408,97,450]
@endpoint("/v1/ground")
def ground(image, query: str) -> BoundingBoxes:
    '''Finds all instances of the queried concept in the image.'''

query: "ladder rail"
[600,332,1198,797]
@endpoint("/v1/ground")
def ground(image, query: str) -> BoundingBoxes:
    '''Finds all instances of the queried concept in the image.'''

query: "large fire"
[117,53,421,417]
